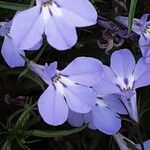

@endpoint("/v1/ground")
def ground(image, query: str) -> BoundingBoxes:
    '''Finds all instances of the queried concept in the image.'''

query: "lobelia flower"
[115,14,150,58]
[10,0,97,51]
[0,21,42,68]
[68,94,127,135]
[94,49,150,121]
[28,57,103,125]
[115,14,150,39]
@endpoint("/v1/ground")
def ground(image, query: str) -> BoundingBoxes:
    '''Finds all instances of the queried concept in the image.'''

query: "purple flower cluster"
[0,0,150,137]
[28,48,150,135]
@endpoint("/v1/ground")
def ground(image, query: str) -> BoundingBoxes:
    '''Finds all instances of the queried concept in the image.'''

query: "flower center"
[52,74,75,87]
[41,0,62,24]
[52,72,61,83]
[53,75,75,95]
[116,75,134,92]
[42,0,53,6]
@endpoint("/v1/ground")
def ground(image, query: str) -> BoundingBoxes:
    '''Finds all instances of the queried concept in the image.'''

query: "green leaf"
[128,0,138,34]
[15,103,36,129]
[30,0,35,7]
[19,44,47,87]
[8,108,25,123]
[19,68,29,79]
[24,71,45,90]
[0,1,30,11]
[29,125,86,138]
[0,67,24,75]
[33,44,47,62]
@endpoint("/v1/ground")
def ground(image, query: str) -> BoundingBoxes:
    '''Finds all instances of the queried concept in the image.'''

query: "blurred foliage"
[0,0,150,149]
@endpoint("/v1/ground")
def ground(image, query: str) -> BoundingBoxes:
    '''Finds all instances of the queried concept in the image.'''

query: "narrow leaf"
[0,1,30,11]
[15,103,36,129]
[29,125,86,138]
[128,0,138,34]
[24,71,45,90]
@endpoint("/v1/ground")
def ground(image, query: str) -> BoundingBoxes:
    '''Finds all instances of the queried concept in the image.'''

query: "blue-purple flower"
[28,57,102,125]
[115,14,150,60]
[68,94,127,135]
[94,49,150,96]
[115,14,150,39]
[10,0,97,51]
[0,21,42,67]
[94,49,150,121]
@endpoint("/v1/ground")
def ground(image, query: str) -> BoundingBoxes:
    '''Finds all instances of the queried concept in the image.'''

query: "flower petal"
[59,7,97,27]
[134,71,150,89]
[44,6,77,50]
[44,62,57,78]
[129,94,138,122]
[1,36,25,67]
[103,94,128,114]
[61,57,103,86]
[10,6,44,50]
[28,62,57,84]
[115,16,141,35]
[92,105,121,135]
[134,58,150,89]
[55,0,97,25]
[64,84,96,113]
[94,65,120,95]
[110,49,136,78]
[28,39,43,50]
[38,84,68,126]
[84,112,97,130]
[139,14,150,25]
[67,110,84,127]
[139,35,150,58]
[120,94,138,121]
